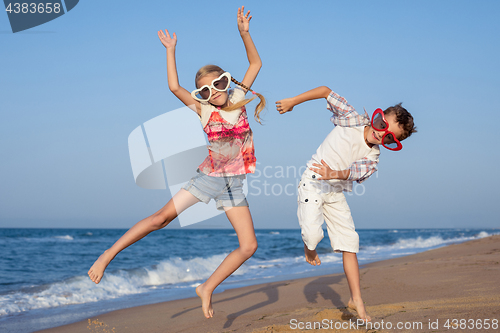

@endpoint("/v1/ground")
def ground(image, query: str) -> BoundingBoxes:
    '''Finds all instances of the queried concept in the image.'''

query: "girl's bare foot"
[88,251,113,284]
[304,244,321,266]
[348,298,371,323]
[196,283,214,318]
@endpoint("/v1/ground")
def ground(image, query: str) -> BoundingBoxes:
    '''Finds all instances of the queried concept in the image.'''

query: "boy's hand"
[158,29,177,49]
[310,160,336,180]
[276,98,295,114]
[237,6,252,33]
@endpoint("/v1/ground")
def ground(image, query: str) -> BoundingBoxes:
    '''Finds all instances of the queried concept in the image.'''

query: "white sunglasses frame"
[191,72,232,102]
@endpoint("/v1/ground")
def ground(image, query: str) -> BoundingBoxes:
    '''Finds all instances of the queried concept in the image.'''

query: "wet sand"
[38,235,500,333]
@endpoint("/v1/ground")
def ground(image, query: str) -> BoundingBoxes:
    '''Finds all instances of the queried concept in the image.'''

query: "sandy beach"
[37,235,500,333]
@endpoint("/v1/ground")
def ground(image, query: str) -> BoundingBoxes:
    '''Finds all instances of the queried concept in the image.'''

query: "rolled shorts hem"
[182,183,211,204]
[304,242,319,251]
[181,171,248,211]
[332,246,359,254]
[215,198,249,211]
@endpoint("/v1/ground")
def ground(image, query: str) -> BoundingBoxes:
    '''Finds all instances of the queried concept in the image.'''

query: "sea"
[0,228,498,333]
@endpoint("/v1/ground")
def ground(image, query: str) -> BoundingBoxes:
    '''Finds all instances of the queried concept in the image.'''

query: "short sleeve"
[199,102,213,128]
[230,86,246,104]
[327,91,370,127]
[347,146,380,183]
[327,91,354,117]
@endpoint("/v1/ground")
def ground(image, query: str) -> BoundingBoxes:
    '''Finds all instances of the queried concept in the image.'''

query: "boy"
[276,86,416,322]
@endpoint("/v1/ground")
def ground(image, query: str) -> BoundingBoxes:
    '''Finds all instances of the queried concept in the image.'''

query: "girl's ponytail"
[220,77,265,124]
[231,77,266,124]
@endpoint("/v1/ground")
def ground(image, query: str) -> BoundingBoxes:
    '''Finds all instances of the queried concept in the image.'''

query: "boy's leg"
[322,193,369,321]
[88,189,200,284]
[196,206,257,318]
[343,251,371,322]
[297,177,324,266]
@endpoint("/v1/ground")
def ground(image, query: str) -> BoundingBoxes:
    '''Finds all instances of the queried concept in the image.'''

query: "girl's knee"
[150,211,175,229]
[240,240,258,258]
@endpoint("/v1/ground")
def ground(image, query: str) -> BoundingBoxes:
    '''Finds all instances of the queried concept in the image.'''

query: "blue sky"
[1,0,499,229]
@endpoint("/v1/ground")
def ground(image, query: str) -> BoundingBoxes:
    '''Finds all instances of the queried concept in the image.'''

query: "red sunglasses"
[371,109,402,151]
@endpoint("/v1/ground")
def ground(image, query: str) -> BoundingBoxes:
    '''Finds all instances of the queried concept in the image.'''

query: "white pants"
[297,170,359,253]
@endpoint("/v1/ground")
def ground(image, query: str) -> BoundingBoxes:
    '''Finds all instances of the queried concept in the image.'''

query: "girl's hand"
[237,6,252,33]
[158,29,177,49]
[276,98,296,114]
[310,160,336,180]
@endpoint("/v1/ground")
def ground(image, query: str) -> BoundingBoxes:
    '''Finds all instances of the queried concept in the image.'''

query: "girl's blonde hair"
[195,65,265,124]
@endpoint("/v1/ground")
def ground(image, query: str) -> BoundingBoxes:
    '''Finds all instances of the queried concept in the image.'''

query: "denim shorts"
[182,171,248,210]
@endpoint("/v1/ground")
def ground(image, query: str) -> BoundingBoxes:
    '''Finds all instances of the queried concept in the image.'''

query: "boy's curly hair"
[383,103,417,141]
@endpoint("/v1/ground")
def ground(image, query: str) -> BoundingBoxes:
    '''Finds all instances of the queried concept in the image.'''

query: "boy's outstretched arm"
[276,86,331,114]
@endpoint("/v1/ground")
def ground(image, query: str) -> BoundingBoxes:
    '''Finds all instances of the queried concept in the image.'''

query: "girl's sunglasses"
[371,108,403,151]
[191,72,231,102]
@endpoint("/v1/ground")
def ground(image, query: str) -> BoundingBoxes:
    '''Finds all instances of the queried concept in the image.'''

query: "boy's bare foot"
[88,250,113,284]
[196,283,214,318]
[348,298,371,323]
[304,244,321,266]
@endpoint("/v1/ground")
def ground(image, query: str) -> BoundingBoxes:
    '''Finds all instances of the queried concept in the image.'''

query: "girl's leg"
[343,251,371,322]
[88,189,200,284]
[196,206,258,318]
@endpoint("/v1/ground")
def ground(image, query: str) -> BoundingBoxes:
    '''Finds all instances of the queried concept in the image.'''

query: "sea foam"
[363,231,492,253]
[0,253,231,316]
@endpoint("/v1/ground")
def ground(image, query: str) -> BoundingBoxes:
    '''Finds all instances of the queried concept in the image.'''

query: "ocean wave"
[0,274,144,317]
[53,235,74,240]
[2,235,77,243]
[0,250,333,317]
[362,231,493,253]
[0,253,233,317]
[225,231,280,237]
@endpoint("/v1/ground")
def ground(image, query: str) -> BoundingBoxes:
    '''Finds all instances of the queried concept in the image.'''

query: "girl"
[88,6,265,319]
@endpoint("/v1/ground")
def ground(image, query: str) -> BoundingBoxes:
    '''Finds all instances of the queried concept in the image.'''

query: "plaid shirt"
[326,91,378,183]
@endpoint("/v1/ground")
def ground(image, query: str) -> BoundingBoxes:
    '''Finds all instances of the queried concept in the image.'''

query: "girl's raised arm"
[237,6,262,92]
[158,29,201,115]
